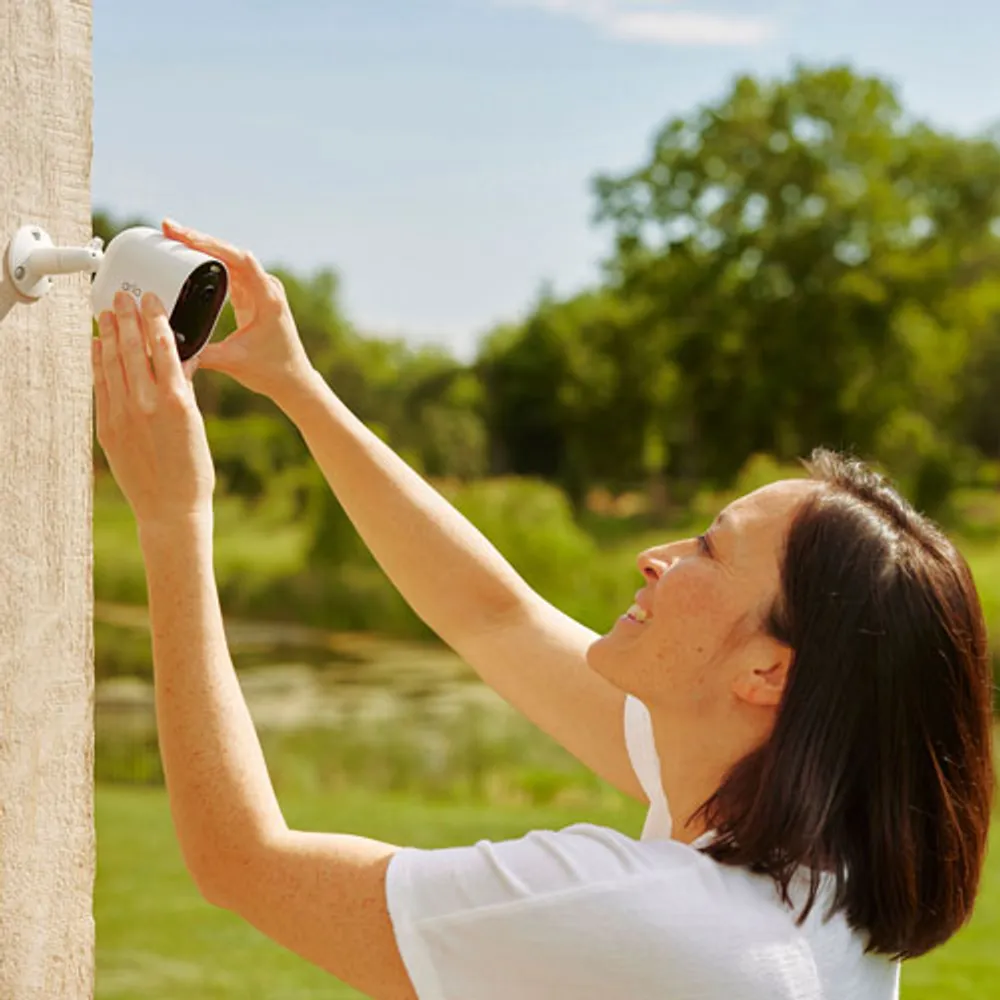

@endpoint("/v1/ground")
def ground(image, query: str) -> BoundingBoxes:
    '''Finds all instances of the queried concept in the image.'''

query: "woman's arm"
[139,517,416,999]
[98,290,414,998]
[277,374,644,803]
[160,219,644,804]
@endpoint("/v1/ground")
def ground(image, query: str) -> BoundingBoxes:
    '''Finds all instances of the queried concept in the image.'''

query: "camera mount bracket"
[7,225,105,301]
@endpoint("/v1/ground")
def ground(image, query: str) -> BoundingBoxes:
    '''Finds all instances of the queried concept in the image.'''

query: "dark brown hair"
[693,448,995,960]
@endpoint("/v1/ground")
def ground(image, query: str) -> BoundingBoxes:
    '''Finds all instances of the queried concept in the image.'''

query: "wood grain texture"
[0,1,95,997]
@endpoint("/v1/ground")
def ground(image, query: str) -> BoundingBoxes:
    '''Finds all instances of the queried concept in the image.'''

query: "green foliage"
[273,266,352,377]
[734,453,809,493]
[479,290,666,505]
[589,63,1000,492]
[446,477,593,576]
[204,414,310,499]
[873,410,962,517]
[954,279,1000,459]
[289,474,630,636]
[441,477,617,626]
[96,62,1000,516]
[685,452,809,526]
[94,55,1000,520]
[94,61,1000,709]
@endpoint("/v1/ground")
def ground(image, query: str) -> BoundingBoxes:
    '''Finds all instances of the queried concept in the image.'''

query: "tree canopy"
[95,63,1000,518]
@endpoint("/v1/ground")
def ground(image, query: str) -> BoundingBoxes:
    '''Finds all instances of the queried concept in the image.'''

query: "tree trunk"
[0,2,95,997]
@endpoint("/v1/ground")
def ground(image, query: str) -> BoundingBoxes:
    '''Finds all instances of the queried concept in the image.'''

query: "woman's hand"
[161,219,316,403]
[94,291,216,530]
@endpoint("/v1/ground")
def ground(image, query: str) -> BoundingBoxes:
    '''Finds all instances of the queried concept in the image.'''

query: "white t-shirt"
[385,695,901,999]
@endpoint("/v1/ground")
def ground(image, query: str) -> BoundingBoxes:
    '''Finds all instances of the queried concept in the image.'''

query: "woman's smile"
[622,603,650,624]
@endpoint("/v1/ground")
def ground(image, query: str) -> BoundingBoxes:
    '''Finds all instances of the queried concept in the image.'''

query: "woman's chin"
[586,621,643,681]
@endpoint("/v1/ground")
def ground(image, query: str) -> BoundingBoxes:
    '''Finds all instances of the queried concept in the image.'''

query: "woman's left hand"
[93,291,216,530]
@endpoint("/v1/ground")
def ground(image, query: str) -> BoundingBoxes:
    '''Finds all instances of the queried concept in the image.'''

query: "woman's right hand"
[162,219,317,403]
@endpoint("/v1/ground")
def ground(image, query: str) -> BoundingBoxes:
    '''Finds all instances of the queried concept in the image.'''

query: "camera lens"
[171,261,227,361]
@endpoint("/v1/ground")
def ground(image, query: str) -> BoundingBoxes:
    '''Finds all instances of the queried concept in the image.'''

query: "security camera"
[92,227,229,362]
[7,223,229,362]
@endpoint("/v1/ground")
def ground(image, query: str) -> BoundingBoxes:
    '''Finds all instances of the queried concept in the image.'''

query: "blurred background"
[92,1,1000,996]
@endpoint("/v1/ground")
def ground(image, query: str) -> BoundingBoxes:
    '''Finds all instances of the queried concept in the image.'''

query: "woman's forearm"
[272,373,644,804]
[139,515,286,897]
[276,371,536,646]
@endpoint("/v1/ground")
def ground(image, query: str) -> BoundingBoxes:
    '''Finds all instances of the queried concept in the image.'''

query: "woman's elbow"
[183,844,252,910]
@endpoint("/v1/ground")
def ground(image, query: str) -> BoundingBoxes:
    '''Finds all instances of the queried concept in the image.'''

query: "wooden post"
[0,1,96,997]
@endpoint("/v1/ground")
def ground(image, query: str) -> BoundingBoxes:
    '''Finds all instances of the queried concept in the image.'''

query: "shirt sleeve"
[385,823,659,1000]
[624,694,672,840]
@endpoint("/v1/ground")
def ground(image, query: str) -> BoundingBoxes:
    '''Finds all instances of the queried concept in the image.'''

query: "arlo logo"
[120,281,142,298]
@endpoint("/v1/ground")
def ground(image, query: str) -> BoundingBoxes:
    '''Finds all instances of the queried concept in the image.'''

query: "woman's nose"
[636,549,670,582]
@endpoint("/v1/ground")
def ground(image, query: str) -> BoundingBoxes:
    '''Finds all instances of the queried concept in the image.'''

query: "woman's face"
[587,479,817,715]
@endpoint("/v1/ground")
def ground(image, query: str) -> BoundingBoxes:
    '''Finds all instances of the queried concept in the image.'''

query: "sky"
[93,0,1000,360]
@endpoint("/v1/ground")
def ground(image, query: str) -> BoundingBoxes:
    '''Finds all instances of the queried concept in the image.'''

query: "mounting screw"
[31,229,42,241]
[14,266,25,280]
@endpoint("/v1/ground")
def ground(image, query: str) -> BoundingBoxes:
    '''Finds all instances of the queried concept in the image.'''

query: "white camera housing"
[91,227,229,361]
[6,222,229,362]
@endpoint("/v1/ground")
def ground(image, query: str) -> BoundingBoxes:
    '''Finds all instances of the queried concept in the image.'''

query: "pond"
[96,598,502,720]
[94,601,594,802]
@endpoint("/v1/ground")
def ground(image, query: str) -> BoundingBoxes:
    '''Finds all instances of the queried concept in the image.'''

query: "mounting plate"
[7,225,55,300]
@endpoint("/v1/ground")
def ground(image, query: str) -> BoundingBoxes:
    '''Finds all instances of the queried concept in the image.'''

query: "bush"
[874,410,960,518]
[441,477,620,628]
[689,452,808,527]
[445,477,595,588]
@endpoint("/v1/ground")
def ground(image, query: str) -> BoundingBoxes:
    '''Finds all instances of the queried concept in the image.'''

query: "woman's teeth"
[625,603,649,623]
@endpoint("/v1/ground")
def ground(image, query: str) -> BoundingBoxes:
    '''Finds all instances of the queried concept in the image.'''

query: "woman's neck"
[648,705,770,845]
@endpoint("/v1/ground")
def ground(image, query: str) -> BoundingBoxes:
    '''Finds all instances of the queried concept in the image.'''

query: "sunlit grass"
[95,785,645,1000]
[96,785,1000,999]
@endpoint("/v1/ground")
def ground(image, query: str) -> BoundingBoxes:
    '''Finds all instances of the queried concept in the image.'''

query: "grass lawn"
[96,785,1000,999]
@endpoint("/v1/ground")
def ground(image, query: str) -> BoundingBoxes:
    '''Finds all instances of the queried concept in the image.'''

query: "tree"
[594,64,1000,497]
[480,289,675,508]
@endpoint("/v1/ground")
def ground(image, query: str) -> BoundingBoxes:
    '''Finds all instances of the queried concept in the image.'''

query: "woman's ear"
[732,642,794,708]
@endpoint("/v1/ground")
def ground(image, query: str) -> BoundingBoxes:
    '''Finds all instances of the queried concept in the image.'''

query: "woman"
[91,219,995,1000]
